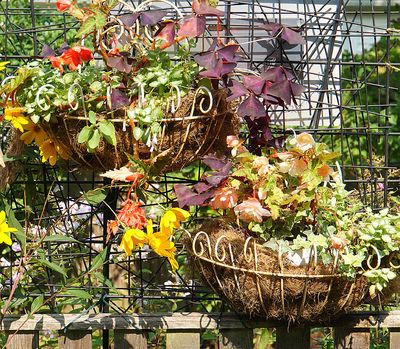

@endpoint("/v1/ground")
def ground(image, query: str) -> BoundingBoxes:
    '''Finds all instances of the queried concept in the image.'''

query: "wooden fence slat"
[219,328,253,349]
[166,331,200,349]
[6,331,39,349]
[276,327,310,349]
[58,330,92,349]
[390,328,400,349]
[114,330,147,349]
[334,328,370,349]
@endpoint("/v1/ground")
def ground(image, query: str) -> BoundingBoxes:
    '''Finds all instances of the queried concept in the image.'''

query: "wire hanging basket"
[184,220,399,323]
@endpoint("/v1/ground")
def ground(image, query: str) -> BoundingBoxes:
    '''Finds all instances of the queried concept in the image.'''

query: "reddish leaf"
[227,80,248,102]
[237,94,266,119]
[199,58,224,79]
[193,0,224,16]
[194,51,218,69]
[106,55,132,73]
[202,162,232,186]
[111,89,130,109]
[267,80,292,105]
[41,44,56,57]
[140,10,168,25]
[291,82,305,96]
[177,15,206,37]
[221,61,237,76]
[174,184,215,207]
[261,66,294,82]
[119,12,140,27]
[194,182,212,193]
[243,75,265,95]
[202,154,228,170]
[260,22,282,35]
[154,22,176,45]
[281,27,305,45]
[216,44,240,62]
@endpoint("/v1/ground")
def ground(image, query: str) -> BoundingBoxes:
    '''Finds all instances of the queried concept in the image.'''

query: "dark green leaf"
[78,126,93,144]
[65,289,92,300]
[38,259,67,277]
[43,235,80,244]
[30,295,44,314]
[88,129,101,150]
[3,201,25,251]
[84,188,108,205]
[90,249,108,271]
[99,121,117,146]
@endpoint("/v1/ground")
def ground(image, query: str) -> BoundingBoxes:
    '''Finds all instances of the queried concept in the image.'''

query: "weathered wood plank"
[334,328,370,349]
[166,331,200,349]
[58,330,92,349]
[276,327,310,349]
[114,330,147,349]
[6,331,39,349]
[390,328,400,349]
[219,328,253,349]
[0,312,400,331]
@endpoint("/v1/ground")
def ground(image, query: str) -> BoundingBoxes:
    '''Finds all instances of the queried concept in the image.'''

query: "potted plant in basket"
[0,0,242,173]
[173,132,400,322]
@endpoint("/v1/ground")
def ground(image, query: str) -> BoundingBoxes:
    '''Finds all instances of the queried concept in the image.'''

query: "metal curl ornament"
[68,83,87,118]
[36,84,55,111]
[189,86,213,116]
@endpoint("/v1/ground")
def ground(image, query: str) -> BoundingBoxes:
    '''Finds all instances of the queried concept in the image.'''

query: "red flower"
[61,46,93,71]
[56,0,73,12]
[117,200,147,229]
[49,56,64,74]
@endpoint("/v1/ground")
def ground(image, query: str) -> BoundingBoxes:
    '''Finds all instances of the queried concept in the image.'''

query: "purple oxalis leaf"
[202,154,229,170]
[268,80,292,105]
[154,22,176,45]
[119,12,140,27]
[140,10,168,25]
[58,42,70,55]
[194,51,218,69]
[174,184,215,207]
[41,44,56,57]
[107,56,133,73]
[199,59,224,79]
[202,162,232,186]
[243,75,265,95]
[237,94,266,119]
[177,15,206,37]
[290,82,305,97]
[193,0,224,17]
[194,182,212,194]
[227,80,248,102]
[260,22,282,36]
[216,44,240,62]
[281,27,305,45]
[261,66,294,82]
[220,61,237,76]
[111,89,130,109]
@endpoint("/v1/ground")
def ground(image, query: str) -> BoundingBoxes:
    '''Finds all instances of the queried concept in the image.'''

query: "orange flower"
[117,200,147,229]
[234,198,271,223]
[56,0,73,12]
[210,187,238,210]
[317,164,334,182]
[49,46,93,74]
[330,235,347,250]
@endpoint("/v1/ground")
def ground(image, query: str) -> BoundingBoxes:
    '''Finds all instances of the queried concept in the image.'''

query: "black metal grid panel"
[0,0,398,319]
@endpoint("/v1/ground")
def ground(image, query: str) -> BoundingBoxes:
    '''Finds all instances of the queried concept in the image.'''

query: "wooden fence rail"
[1,311,400,348]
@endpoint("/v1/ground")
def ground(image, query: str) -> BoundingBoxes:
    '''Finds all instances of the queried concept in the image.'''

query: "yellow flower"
[120,227,148,256]
[159,208,190,237]
[147,220,179,271]
[39,139,69,166]
[4,107,29,132]
[20,121,48,146]
[0,210,17,246]
[0,61,9,71]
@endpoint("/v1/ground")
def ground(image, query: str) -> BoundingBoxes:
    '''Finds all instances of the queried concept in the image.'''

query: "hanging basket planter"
[185,221,369,323]
[43,88,239,172]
